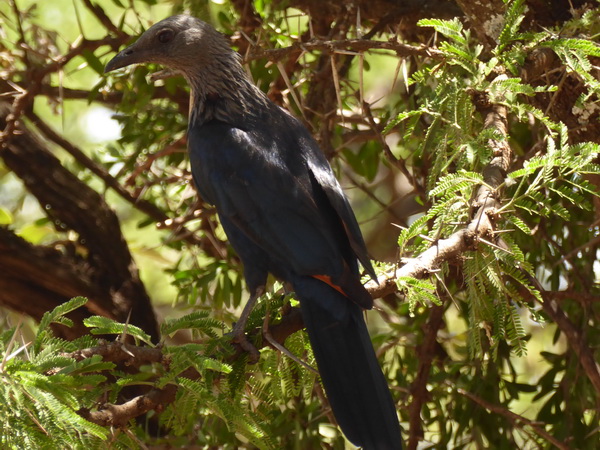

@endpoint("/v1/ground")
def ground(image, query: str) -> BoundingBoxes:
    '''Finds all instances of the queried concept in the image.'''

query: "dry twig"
[457,388,569,450]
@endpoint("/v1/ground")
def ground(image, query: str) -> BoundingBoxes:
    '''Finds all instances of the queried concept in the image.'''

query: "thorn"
[478,237,513,254]
[491,228,514,234]
[434,272,458,309]
[392,223,435,242]
[0,318,29,372]
[118,309,133,343]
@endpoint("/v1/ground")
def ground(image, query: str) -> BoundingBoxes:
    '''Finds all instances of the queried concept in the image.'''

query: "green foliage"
[84,316,154,345]
[396,277,440,313]
[390,8,600,363]
[542,38,600,101]
[0,296,342,449]
[387,5,599,445]
[1,300,110,448]
[161,310,223,338]
[169,260,245,309]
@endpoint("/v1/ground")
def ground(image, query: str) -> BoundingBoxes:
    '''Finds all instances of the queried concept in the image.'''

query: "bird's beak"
[104,44,141,73]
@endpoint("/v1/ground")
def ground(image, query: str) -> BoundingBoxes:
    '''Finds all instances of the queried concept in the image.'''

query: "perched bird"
[105,15,403,449]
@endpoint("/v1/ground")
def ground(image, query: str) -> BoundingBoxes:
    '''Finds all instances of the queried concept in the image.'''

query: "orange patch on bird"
[312,275,348,297]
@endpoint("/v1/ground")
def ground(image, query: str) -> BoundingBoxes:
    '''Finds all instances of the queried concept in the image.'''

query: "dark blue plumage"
[105,15,403,449]
[188,107,374,307]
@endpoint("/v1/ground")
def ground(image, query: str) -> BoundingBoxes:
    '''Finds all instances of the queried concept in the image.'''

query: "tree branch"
[367,88,511,297]
[457,388,569,450]
[245,38,443,63]
[407,304,445,450]
[1,36,128,148]
[67,341,167,369]
[0,103,159,340]
[454,0,506,48]
[0,228,98,338]
[541,295,600,395]
[26,111,168,223]
[78,383,180,428]
[81,0,127,38]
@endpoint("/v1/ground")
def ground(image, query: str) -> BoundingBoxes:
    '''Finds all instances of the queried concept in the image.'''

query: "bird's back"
[188,102,371,295]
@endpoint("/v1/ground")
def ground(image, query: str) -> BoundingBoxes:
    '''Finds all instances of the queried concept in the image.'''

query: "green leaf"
[383,109,423,134]
[343,141,380,182]
[37,297,88,337]
[418,18,466,45]
[57,354,115,376]
[0,208,13,225]
[506,216,532,235]
[497,0,527,49]
[161,311,223,337]
[83,316,154,345]
[81,49,105,75]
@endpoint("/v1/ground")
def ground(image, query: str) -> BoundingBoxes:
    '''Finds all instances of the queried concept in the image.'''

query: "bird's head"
[104,15,232,76]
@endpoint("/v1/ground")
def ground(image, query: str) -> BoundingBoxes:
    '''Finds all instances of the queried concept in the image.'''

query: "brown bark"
[0,104,159,341]
[0,228,98,338]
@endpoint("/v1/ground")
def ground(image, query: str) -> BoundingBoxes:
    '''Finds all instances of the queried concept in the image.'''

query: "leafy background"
[0,0,599,448]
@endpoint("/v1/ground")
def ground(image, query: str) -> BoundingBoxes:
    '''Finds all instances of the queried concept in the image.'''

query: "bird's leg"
[231,286,264,363]
[262,308,318,374]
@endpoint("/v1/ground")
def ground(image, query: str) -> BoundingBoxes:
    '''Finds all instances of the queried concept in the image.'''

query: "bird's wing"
[188,120,345,280]
[303,143,377,280]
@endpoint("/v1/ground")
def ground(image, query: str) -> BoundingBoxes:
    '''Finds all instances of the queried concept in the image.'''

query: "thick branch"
[368,94,511,298]
[0,104,159,340]
[79,383,179,428]
[26,111,168,223]
[67,341,167,369]
[65,342,179,427]
[0,228,97,338]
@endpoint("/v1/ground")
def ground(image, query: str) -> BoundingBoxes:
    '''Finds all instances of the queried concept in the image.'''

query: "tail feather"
[292,275,403,449]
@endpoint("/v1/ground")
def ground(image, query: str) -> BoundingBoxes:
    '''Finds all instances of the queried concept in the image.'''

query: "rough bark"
[0,103,159,341]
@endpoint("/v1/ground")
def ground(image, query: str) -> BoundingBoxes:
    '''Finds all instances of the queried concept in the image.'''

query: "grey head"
[104,15,235,79]
[105,15,269,124]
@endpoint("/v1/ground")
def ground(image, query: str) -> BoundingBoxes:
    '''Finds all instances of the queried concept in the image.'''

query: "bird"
[105,15,403,449]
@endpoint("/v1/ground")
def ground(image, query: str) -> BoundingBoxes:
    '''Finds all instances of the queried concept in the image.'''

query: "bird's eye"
[157,29,174,44]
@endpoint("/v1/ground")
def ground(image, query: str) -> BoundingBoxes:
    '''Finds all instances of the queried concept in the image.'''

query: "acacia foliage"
[1,0,599,448]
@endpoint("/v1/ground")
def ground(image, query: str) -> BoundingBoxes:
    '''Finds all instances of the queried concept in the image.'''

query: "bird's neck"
[186,59,270,127]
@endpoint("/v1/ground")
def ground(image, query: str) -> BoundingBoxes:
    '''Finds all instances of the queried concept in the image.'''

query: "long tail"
[292,275,403,449]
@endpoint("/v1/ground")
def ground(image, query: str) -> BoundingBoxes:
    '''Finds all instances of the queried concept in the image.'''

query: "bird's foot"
[231,327,260,364]
[230,286,264,364]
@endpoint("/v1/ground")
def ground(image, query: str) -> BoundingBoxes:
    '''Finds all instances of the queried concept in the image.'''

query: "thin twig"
[457,388,569,450]
[125,137,187,186]
[262,310,317,374]
[81,0,128,38]
[367,91,512,299]
[1,36,127,149]
[540,294,600,395]
[245,38,443,63]
[362,100,417,186]
[407,304,445,450]
[26,111,167,222]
